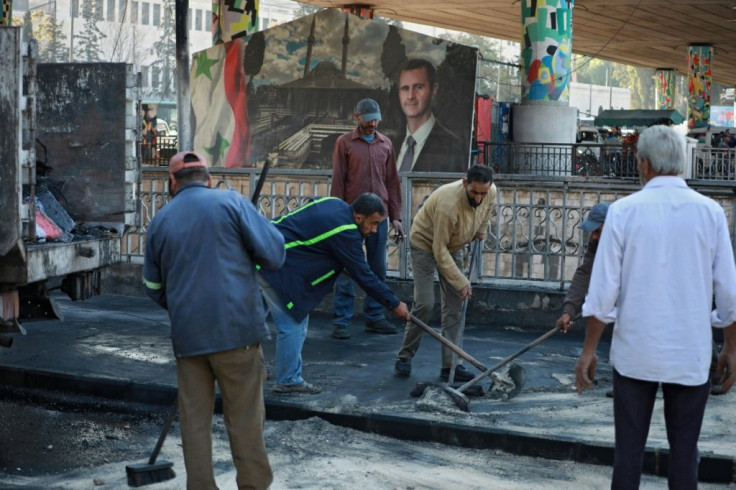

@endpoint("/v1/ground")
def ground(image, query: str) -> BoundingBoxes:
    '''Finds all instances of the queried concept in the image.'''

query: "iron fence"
[123,167,736,289]
[141,135,178,166]
[692,148,736,180]
[475,141,639,178]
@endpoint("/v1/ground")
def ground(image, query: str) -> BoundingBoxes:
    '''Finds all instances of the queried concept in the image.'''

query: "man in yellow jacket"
[395,164,496,381]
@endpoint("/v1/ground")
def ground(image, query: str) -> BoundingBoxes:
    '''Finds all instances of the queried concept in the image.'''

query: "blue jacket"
[143,183,285,357]
[260,197,400,322]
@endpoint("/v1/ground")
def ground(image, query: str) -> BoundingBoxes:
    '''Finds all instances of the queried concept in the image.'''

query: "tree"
[32,10,68,62]
[15,10,68,62]
[444,31,521,102]
[151,0,176,99]
[75,0,106,61]
[573,57,621,88]
[613,65,655,109]
[294,4,322,19]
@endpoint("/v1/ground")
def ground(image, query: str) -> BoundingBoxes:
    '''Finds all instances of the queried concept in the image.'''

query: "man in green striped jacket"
[259,193,410,394]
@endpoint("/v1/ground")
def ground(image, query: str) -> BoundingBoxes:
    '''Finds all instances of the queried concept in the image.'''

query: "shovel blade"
[504,363,527,400]
[489,362,527,400]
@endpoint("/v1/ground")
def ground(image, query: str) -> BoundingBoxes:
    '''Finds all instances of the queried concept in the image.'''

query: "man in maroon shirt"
[330,98,404,339]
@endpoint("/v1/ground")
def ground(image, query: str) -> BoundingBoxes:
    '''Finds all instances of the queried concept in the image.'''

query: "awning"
[594,109,685,128]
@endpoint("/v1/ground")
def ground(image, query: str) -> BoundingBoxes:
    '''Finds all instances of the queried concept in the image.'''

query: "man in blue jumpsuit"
[260,193,411,394]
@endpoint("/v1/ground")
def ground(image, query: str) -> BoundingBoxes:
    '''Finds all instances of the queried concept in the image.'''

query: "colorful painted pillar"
[687,44,712,128]
[521,0,574,103]
[212,0,258,45]
[655,69,676,110]
[513,0,577,149]
[1,0,12,26]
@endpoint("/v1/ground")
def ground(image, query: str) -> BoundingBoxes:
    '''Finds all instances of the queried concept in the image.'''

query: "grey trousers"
[398,247,464,368]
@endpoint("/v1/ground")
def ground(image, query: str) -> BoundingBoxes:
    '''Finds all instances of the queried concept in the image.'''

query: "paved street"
[0,293,735,486]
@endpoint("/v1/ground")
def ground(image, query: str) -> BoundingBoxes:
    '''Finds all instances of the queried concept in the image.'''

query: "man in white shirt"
[574,124,736,489]
[395,58,467,174]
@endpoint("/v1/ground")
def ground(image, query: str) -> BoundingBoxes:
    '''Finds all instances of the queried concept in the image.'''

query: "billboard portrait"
[190,9,478,171]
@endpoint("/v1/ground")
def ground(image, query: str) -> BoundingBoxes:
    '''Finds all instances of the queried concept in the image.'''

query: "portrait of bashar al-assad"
[395,58,468,174]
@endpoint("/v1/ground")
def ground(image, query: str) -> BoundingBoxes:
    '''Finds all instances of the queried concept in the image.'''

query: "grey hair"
[636,125,686,175]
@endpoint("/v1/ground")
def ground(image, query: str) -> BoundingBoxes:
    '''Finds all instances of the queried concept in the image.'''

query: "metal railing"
[123,166,736,289]
[474,141,639,178]
[142,135,178,166]
[475,141,736,182]
[692,148,736,180]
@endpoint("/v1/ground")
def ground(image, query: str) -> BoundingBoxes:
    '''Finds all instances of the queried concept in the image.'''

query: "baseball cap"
[355,98,381,122]
[580,202,610,232]
[168,151,209,178]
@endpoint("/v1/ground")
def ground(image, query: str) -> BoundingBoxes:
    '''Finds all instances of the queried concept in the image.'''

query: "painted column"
[521,0,574,103]
[1,0,12,26]
[212,0,258,45]
[655,69,676,110]
[513,0,577,149]
[687,44,712,128]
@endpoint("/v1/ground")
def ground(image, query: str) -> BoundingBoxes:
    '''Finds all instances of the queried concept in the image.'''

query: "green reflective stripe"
[271,197,341,224]
[310,269,336,286]
[286,302,294,309]
[144,279,162,290]
[285,224,357,250]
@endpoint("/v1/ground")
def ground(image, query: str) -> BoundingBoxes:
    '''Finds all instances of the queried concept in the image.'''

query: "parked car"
[576,126,602,145]
[156,118,177,137]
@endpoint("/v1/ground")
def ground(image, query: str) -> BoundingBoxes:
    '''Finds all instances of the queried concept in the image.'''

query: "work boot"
[395,357,412,377]
[440,364,474,382]
[272,382,321,394]
[331,324,350,340]
[365,318,398,334]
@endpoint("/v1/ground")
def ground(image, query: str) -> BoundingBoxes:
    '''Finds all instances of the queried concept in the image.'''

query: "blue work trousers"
[332,218,388,325]
[260,277,309,387]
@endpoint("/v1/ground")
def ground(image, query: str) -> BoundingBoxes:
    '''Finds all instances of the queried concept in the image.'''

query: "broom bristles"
[125,460,176,487]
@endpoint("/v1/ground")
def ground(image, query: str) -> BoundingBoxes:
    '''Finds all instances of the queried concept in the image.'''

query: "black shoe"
[605,389,614,398]
[365,318,398,334]
[395,357,412,377]
[440,365,474,382]
[331,324,350,339]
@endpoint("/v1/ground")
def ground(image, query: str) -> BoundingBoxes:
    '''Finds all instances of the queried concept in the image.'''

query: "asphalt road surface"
[0,387,729,490]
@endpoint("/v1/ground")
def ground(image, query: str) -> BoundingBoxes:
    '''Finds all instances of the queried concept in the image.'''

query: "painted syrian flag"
[191,39,250,167]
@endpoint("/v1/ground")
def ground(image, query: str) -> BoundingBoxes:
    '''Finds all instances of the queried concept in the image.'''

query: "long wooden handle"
[149,396,178,465]
[457,326,562,392]
[410,314,488,372]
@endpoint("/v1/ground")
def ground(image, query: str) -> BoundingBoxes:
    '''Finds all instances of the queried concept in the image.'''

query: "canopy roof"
[594,109,685,128]
[296,1,736,86]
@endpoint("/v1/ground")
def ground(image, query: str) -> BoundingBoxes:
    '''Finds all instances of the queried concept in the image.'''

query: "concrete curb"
[1,365,732,483]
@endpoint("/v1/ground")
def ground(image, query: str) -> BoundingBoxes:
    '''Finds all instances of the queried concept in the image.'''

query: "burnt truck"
[0,27,140,345]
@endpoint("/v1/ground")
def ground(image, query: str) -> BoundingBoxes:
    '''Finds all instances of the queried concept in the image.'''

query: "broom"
[125,397,177,487]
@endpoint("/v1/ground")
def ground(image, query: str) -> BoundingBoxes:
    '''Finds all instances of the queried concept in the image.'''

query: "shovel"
[409,314,517,411]
[456,325,563,400]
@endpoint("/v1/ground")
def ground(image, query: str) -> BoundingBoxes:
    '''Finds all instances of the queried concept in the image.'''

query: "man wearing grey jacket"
[144,151,285,490]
